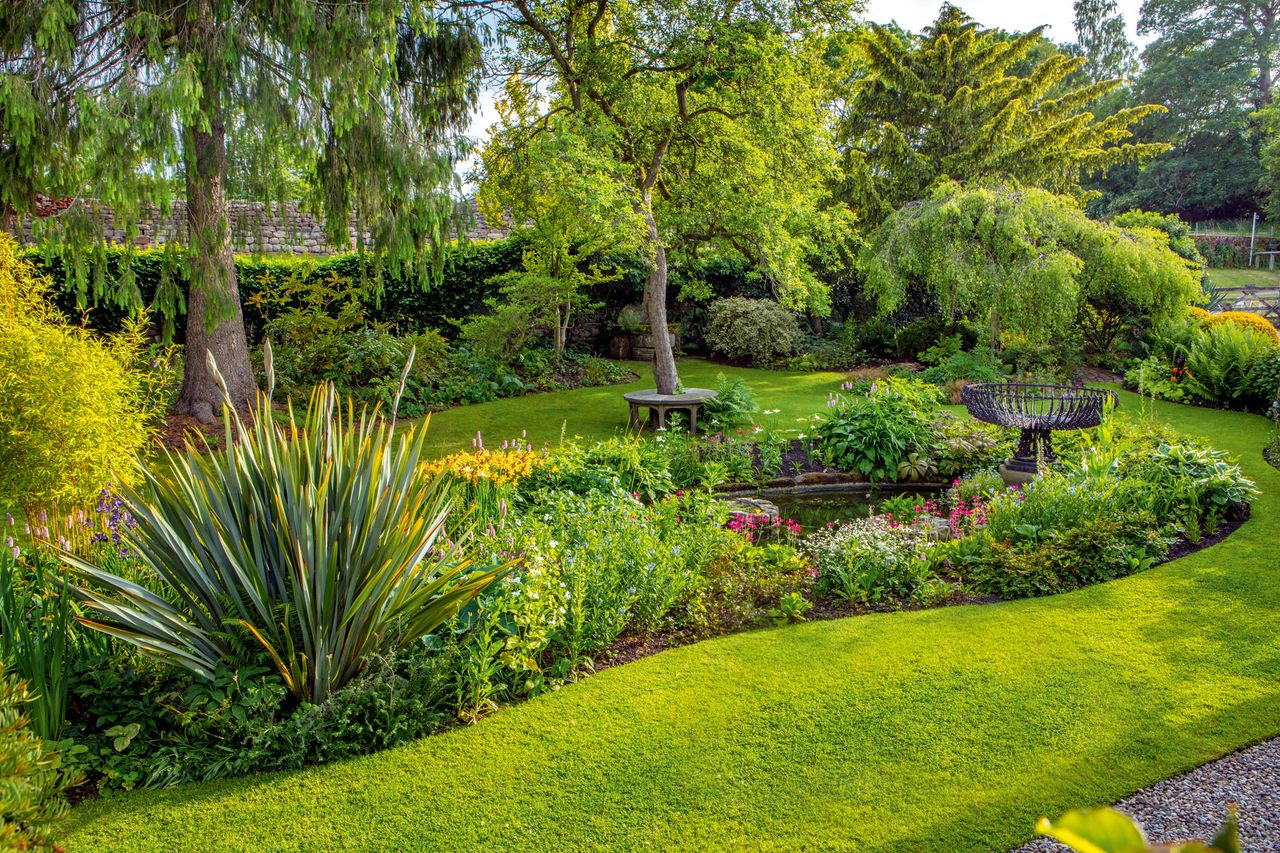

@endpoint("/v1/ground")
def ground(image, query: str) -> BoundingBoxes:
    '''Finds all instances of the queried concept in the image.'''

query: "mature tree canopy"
[472,0,859,394]
[1,1,480,420]
[471,79,645,356]
[861,183,1203,349]
[1139,0,1280,109]
[1088,0,1275,219]
[1073,0,1139,84]
[836,5,1165,229]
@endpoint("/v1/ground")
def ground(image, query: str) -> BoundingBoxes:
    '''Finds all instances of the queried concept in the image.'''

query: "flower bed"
[0,374,1257,818]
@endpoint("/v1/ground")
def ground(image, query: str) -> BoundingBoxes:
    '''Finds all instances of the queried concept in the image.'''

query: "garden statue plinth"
[624,388,717,434]
[961,382,1117,487]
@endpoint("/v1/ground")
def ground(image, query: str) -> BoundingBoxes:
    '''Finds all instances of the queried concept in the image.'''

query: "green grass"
[417,358,846,456]
[1205,267,1280,290]
[60,385,1280,852]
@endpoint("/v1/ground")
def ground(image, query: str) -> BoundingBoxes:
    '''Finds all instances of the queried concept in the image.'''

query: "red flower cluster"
[726,513,802,543]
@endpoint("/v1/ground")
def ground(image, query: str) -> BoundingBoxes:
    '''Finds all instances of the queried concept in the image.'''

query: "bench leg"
[689,406,698,435]
[655,407,666,430]
[629,403,640,431]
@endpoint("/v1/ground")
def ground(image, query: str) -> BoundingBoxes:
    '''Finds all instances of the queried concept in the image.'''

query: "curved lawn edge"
[60,391,1280,852]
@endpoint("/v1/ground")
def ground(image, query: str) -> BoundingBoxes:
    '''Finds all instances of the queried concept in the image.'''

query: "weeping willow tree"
[861,183,1204,350]
[0,1,479,421]
[838,5,1166,230]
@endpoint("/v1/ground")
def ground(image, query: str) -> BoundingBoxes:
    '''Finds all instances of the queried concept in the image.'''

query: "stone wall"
[8,198,508,255]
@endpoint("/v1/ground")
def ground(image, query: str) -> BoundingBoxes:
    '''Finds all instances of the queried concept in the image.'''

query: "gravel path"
[1016,737,1280,852]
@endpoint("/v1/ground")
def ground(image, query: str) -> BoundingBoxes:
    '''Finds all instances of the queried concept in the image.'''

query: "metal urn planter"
[961,382,1117,485]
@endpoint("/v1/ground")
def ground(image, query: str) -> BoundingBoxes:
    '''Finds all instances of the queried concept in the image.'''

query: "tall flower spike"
[263,338,276,403]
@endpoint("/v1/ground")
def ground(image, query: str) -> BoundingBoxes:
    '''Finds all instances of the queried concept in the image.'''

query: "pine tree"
[1,2,479,421]
[838,5,1165,229]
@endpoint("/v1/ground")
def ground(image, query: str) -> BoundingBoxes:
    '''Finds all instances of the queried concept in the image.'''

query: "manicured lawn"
[60,388,1280,852]
[1205,267,1280,290]
[418,358,847,456]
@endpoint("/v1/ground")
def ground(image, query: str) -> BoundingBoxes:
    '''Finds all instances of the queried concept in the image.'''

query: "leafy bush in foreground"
[816,377,939,480]
[66,349,508,703]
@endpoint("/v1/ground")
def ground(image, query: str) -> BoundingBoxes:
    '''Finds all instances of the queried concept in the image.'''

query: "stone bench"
[624,388,717,434]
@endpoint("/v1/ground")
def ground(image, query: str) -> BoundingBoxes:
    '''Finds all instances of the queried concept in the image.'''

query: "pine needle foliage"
[838,5,1167,228]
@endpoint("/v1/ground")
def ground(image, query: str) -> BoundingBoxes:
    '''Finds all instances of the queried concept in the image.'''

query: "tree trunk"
[641,196,679,394]
[175,18,257,424]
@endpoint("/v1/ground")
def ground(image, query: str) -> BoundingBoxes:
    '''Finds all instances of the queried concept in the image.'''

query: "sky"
[461,0,1150,179]
[864,0,1149,47]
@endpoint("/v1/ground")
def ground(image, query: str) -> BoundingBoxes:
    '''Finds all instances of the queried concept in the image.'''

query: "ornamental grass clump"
[65,344,508,704]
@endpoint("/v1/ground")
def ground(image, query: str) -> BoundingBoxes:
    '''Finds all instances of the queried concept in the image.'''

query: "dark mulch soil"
[158,413,226,451]
[1165,502,1250,562]
[778,439,835,476]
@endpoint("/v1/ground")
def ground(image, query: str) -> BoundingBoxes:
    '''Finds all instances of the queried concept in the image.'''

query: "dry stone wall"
[8,198,507,255]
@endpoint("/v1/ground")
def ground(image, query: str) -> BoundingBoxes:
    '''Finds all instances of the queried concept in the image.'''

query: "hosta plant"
[66,344,508,703]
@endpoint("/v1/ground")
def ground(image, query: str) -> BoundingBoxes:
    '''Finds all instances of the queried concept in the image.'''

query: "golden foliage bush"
[0,234,164,510]
[1204,310,1280,343]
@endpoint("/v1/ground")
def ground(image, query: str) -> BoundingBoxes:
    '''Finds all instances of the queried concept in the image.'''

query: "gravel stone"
[1015,736,1280,851]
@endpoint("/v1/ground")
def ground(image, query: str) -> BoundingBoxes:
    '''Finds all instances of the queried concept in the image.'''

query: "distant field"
[1205,267,1280,290]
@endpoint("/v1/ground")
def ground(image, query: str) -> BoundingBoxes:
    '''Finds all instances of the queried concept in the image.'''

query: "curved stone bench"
[623,388,717,434]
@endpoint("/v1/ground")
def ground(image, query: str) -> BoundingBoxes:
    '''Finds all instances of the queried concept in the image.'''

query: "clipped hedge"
[28,238,526,341]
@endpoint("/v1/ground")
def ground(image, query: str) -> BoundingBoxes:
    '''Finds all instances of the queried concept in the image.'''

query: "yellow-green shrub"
[0,235,161,510]
[1205,310,1280,343]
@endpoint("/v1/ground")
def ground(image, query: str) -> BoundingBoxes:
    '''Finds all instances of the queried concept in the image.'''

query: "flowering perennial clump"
[422,445,547,488]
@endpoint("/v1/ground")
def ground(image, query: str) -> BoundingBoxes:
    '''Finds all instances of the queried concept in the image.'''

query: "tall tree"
[1140,0,1280,108]
[469,0,857,394]
[1,2,479,421]
[470,79,645,357]
[1074,0,1139,83]
[1091,0,1270,219]
[837,5,1165,229]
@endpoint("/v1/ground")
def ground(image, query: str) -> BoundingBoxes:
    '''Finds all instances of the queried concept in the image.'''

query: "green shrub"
[35,238,527,339]
[678,540,811,633]
[0,234,165,510]
[1243,349,1280,410]
[966,512,1168,598]
[1125,355,1194,403]
[816,378,939,480]
[0,666,78,851]
[1116,442,1257,528]
[894,316,976,361]
[704,297,805,366]
[930,415,1012,478]
[919,345,1008,385]
[460,492,736,695]
[65,350,508,704]
[0,550,79,742]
